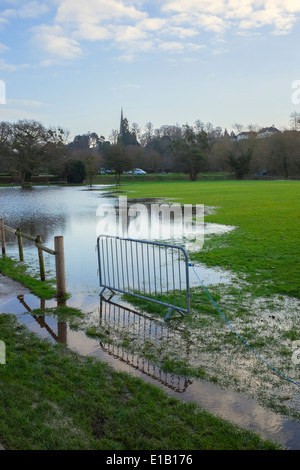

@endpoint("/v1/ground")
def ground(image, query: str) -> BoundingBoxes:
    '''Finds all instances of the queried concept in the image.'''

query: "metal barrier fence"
[97,234,190,320]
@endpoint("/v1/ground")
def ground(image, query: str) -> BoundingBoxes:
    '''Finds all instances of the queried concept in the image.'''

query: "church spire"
[120,107,124,135]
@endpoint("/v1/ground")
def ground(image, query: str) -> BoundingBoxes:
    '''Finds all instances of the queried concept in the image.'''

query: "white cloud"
[158,41,185,53]
[0,43,9,53]
[0,59,30,70]
[4,0,299,66]
[0,9,18,19]
[161,0,300,34]
[55,0,146,24]
[18,1,49,19]
[0,1,49,20]
[158,41,206,54]
[7,98,45,107]
[31,24,83,60]
[137,17,168,32]
[72,23,112,41]
[0,59,17,71]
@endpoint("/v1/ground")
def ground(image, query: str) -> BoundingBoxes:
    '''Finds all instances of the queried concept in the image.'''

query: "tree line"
[0,112,300,185]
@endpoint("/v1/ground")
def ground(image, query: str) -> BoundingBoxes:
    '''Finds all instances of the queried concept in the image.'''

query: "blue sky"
[0,0,300,141]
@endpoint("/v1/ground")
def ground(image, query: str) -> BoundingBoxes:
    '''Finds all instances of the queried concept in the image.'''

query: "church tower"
[118,108,139,146]
[119,107,124,137]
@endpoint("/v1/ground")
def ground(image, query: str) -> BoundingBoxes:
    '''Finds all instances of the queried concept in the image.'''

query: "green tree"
[118,114,139,147]
[63,159,86,184]
[173,124,210,181]
[227,148,253,179]
[68,132,100,151]
[85,154,96,186]
[103,143,132,184]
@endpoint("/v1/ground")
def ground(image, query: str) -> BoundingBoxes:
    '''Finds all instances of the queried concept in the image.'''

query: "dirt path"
[0,274,29,308]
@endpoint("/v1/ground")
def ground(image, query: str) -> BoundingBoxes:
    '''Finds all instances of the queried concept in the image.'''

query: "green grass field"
[122,180,300,299]
[0,313,280,450]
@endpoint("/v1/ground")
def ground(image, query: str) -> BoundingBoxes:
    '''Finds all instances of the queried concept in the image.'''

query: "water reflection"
[99,297,192,393]
[17,294,67,344]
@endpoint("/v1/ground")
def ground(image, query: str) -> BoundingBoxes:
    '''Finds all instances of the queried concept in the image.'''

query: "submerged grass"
[0,314,280,450]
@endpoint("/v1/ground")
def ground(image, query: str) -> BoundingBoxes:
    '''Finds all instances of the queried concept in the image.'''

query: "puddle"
[0,274,30,304]
[1,290,300,450]
[189,263,234,286]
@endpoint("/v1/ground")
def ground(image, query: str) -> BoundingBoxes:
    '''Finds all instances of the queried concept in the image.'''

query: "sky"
[0,0,300,141]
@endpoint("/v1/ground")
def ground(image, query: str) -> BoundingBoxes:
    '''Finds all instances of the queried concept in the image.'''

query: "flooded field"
[1,185,300,449]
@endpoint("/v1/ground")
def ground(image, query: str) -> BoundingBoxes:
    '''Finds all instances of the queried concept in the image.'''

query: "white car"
[133,168,146,175]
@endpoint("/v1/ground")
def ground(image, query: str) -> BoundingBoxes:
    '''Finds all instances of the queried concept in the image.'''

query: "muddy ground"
[0,274,29,307]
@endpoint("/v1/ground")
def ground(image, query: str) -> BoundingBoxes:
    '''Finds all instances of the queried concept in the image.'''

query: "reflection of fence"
[17,295,67,343]
[99,297,191,393]
[0,218,66,297]
[97,234,190,320]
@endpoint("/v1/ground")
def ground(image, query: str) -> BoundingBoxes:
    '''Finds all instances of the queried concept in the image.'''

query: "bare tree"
[11,120,62,185]
[290,111,300,131]
[109,129,119,145]
[233,123,244,134]
[0,121,13,171]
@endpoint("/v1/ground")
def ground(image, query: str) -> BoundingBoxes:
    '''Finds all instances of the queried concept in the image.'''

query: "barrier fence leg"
[54,236,66,298]
[0,219,5,255]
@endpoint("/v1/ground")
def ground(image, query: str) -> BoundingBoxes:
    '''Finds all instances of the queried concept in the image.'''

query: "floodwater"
[0,185,235,302]
[1,185,300,449]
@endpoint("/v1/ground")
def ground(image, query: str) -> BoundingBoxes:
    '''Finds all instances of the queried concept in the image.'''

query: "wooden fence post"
[0,219,5,255]
[17,227,24,262]
[54,236,66,297]
[36,235,45,281]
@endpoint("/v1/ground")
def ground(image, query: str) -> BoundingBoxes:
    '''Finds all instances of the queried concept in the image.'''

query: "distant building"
[118,108,139,146]
[236,126,281,140]
[257,126,280,138]
[236,131,255,140]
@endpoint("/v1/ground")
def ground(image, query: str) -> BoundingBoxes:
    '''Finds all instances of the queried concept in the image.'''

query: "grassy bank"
[0,256,57,299]
[0,313,280,450]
